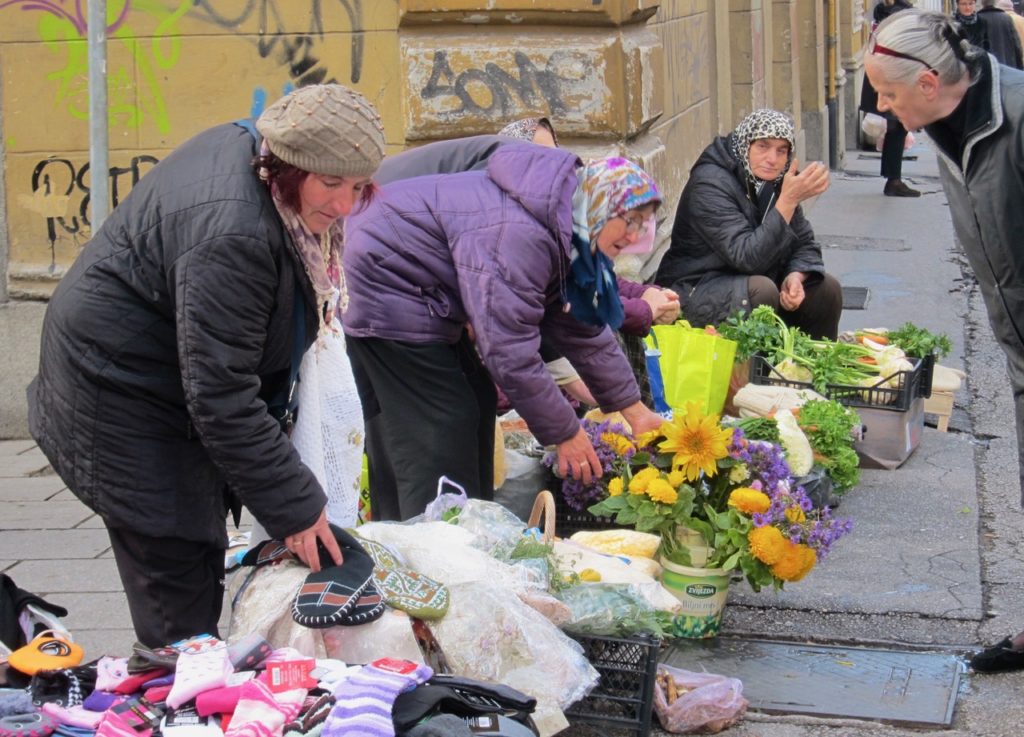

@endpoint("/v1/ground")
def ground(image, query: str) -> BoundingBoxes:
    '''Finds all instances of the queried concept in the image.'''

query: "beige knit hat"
[256,84,386,178]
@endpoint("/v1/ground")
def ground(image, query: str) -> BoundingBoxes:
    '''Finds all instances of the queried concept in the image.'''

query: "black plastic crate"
[552,487,624,538]
[565,633,660,737]
[749,352,933,412]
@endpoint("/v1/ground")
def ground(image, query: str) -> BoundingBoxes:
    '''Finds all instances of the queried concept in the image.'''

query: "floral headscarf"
[563,157,661,330]
[728,109,796,186]
[497,117,560,146]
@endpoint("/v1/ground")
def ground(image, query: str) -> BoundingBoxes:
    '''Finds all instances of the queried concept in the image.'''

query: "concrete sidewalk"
[3,144,1024,735]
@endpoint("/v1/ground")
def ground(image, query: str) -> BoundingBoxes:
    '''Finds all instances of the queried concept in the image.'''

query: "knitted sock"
[0,712,58,737]
[222,680,304,737]
[166,649,233,710]
[143,686,172,706]
[82,691,121,713]
[322,660,432,737]
[95,710,150,737]
[194,685,245,718]
[114,670,169,696]
[281,694,332,737]
[39,704,103,730]
[94,659,130,693]
[0,691,35,719]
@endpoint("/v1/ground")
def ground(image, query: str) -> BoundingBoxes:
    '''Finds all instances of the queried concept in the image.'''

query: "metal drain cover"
[661,638,962,727]
[842,286,870,310]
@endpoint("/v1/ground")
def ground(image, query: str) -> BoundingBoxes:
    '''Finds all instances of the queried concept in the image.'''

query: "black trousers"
[347,333,497,521]
[748,273,844,341]
[107,527,225,647]
[881,117,908,181]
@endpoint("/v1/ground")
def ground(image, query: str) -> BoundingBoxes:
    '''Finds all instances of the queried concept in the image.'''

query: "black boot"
[883,178,921,197]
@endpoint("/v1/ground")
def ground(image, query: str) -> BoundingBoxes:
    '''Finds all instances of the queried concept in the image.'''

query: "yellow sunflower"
[667,469,686,488]
[728,487,771,515]
[607,477,625,497]
[635,429,664,449]
[784,505,807,523]
[770,543,817,582]
[646,478,678,505]
[748,525,788,564]
[658,402,733,481]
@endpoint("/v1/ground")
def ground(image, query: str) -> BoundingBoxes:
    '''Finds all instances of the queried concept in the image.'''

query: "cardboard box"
[854,397,925,470]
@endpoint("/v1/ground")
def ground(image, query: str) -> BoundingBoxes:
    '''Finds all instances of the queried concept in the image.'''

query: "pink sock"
[96,710,152,737]
[41,703,105,729]
[166,648,234,709]
[195,684,246,717]
[95,657,131,692]
[223,680,304,737]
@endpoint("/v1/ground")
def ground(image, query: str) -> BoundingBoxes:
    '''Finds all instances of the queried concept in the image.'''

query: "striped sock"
[223,680,304,737]
[323,660,433,737]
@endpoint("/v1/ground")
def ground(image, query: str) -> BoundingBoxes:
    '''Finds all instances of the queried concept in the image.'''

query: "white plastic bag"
[654,664,748,733]
[861,112,886,140]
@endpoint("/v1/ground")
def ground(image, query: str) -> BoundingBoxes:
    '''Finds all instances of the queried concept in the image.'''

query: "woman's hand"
[779,272,807,311]
[562,378,598,406]
[285,509,343,572]
[556,427,603,485]
[619,401,665,435]
[776,159,830,222]
[642,287,682,325]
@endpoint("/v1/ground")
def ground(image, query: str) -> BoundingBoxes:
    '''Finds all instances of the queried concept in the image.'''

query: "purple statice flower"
[542,418,631,511]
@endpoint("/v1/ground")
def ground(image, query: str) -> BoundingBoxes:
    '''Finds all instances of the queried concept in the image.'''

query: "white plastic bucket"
[659,555,730,638]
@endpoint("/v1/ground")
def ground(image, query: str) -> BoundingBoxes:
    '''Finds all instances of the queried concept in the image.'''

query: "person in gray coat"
[978,0,1024,68]
[654,109,842,339]
[26,84,384,646]
[866,7,1024,673]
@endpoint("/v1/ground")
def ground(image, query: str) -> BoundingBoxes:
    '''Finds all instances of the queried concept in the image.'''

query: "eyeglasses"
[622,214,650,236]
[868,35,938,74]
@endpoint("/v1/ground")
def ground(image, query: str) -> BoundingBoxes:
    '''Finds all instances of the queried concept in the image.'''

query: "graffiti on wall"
[192,0,368,85]
[2,0,371,251]
[420,49,571,119]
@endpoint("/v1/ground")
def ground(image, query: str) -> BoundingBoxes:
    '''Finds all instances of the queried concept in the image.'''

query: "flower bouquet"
[582,403,853,593]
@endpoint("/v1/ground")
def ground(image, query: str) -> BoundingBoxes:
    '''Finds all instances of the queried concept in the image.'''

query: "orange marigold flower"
[600,432,635,457]
[668,469,686,488]
[607,477,625,497]
[728,487,771,515]
[748,525,788,565]
[646,478,678,505]
[770,543,818,582]
[628,466,660,495]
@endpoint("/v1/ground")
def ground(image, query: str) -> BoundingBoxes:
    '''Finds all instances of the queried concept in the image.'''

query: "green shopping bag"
[646,321,738,416]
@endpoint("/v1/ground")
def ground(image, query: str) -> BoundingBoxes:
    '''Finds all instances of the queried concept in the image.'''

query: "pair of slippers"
[356,537,449,620]
[241,525,383,628]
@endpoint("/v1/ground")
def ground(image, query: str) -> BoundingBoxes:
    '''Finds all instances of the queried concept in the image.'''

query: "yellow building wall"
[0,0,824,295]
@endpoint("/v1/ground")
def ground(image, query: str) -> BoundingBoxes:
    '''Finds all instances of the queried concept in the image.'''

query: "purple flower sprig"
[543,418,630,511]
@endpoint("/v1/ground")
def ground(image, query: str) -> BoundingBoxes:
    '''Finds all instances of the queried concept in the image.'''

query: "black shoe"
[883,179,921,197]
[969,637,1024,672]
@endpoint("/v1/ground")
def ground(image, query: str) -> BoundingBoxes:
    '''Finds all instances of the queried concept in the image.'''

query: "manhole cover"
[842,286,870,310]
[661,638,962,728]
[819,234,909,251]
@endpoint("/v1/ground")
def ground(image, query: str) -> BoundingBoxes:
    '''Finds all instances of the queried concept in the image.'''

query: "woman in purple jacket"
[343,145,665,520]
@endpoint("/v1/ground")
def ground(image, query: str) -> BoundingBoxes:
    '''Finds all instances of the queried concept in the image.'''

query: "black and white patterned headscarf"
[728,109,796,186]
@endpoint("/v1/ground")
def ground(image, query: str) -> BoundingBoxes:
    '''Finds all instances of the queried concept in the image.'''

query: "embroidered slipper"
[239,539,296,568]
[336,583,386,627]
[357,537,450,619]
[290,525,374,629]
[0,712,58,737]
[8,631,84,676]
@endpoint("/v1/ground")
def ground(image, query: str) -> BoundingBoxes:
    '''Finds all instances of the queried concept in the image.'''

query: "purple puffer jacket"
[343,144,641,445]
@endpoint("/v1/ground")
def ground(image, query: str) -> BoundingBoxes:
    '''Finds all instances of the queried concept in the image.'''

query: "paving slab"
[0,475,67,501]
[0,528,110,560]
[2,500,96,529]
[0,440,38,456]
[0,454,53,477]
[728,429,981,619]
[76,513,106,529]
[75,629,139,661]
[56,592,135,631]
[7,558,124,593]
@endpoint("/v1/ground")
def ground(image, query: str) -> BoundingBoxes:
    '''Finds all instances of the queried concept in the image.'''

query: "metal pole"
[825,0,839,170]
[88,0,109,231]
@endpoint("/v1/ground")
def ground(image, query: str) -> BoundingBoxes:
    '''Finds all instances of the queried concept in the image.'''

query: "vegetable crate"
[566,632,660,737]
[553,489,623,538]
[749,353,934,412]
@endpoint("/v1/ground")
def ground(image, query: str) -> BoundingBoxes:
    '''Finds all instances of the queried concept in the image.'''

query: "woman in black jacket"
[654,109,842,340]
[27,84,386,646]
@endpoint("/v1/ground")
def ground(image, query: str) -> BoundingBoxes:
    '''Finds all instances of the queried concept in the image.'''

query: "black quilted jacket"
[27,122,325,545]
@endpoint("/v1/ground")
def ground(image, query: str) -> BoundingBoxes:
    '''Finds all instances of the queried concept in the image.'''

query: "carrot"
[857,356,878,365]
